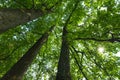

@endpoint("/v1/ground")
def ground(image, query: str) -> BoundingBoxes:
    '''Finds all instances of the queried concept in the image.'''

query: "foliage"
[0,0,120,80]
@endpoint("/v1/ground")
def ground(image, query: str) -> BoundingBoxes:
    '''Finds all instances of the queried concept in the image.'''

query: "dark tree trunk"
[56,1,79,80]
[1,26,54,80]
[0,9,46,34]
[56,26,71,80]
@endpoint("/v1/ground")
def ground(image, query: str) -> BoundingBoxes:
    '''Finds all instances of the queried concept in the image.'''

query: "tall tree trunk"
[0,9,50,34]
[56,1,79,80]
[1,26,54,80]
[56,26,71,80]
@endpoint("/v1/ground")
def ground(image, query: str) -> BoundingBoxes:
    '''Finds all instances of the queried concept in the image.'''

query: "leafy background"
[0,0,120,80]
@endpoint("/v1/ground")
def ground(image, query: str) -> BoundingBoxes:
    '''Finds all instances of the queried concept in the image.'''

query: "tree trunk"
[56,1,79,79]
[0,9,44,34]
[56,26,71,80]
[1,26,54,80]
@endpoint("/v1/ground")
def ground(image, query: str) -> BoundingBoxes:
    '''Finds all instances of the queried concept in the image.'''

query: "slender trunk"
[56,1,79,79]
[56,26,71,80]
[0,9,44,34]
[1,26,54,80]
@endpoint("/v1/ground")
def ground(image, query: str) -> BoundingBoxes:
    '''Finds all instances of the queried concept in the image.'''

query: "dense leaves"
[0,0,120,80]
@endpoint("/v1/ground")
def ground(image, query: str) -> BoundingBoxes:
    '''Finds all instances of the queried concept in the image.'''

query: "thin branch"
[71,45,110,79]
[75,37,120,43]
[71,46,84,64]
[70,47,88,80]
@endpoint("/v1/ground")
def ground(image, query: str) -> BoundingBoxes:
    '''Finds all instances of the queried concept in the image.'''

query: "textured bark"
[56,1,79,80]
[1,26,54,80]
[0,9,43,34]
[56,26,71,80]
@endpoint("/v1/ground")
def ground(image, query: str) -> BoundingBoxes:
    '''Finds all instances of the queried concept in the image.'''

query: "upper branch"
[75,37,120,43]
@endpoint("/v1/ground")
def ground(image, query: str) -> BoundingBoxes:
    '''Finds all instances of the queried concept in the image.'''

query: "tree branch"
[70,47,88,80]
[75,37,120,43]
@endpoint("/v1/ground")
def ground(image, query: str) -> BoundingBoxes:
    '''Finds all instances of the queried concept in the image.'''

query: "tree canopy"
[0,0,120,80]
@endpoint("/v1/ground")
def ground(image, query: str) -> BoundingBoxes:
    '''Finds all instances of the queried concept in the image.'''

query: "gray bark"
[0,9,43,34]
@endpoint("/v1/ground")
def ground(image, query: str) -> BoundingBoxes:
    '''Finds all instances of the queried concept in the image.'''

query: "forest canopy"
[0,0,120,80]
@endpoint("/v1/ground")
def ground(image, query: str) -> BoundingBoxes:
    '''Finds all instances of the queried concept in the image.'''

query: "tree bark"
[0,9,44,34]
[1,26,54,80]
[56,0,79,79]
[56,26,71,80]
